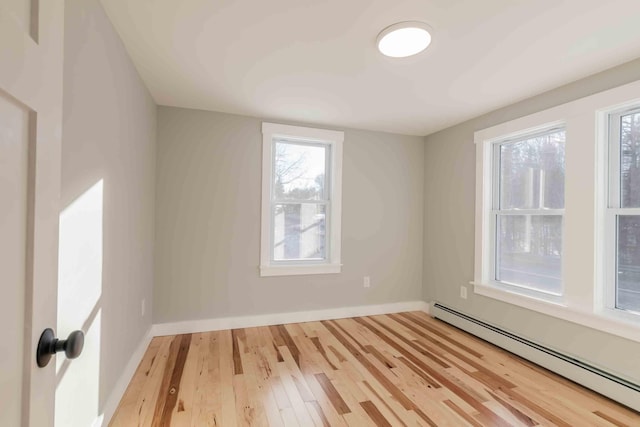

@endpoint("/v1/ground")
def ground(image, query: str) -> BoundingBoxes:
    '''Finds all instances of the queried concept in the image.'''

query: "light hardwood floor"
[110,312,640,426]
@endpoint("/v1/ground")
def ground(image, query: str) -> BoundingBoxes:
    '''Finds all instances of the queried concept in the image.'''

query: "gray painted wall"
[154,107,424,324]
[423,58,640,383]
[62,0,156,414]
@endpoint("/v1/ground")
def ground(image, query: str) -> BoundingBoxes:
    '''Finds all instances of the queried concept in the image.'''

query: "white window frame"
[473,79,640,343]
[489,126,566,303]
[260,122,343,277]
[604,104,640,321]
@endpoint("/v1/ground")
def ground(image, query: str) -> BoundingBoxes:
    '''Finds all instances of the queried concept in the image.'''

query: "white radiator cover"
[430,302,640,412]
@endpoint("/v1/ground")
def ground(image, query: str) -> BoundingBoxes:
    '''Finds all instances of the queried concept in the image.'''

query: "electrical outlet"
[141,298,146,317]
[460,286,468,299]
[363,276,371,288]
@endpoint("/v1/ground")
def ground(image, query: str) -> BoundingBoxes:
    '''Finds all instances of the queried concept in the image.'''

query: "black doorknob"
[36,328,84,368]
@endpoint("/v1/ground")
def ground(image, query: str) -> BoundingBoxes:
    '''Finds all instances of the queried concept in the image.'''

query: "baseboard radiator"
[430,303,640,412]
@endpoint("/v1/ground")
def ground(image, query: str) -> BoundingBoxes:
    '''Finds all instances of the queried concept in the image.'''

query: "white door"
[0,1,65,426]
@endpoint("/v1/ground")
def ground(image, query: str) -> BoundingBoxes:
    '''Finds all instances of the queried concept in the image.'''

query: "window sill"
[471,281,640,343]
[472,281,567,310]
[260,263,342,277]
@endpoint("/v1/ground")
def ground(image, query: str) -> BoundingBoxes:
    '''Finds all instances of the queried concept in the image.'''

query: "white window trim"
[473,79,640,343]
[260,122,343,277]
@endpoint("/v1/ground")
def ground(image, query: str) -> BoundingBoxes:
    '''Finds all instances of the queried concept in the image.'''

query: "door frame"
[0,1,65,425]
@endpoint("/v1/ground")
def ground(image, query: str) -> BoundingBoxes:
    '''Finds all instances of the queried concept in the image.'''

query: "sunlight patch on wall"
[56,179,103,427]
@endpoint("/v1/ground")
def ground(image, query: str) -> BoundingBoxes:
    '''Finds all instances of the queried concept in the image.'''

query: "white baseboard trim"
[422,300,430,315]
[98,327,153,427]
[152,300,429,337]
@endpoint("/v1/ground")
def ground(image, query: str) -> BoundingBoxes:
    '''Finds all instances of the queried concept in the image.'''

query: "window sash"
[490,212,564,297]
[493,127,566,211]
[270,201,331,264]
[269,139,332,264]
[606,107,640,316]
[271,139,331,204]
[608,106,640,209]
[490,128,566,295]
[608,213,640,315]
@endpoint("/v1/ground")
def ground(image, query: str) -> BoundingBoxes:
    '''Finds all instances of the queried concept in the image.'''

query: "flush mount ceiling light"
[377,21,432,58]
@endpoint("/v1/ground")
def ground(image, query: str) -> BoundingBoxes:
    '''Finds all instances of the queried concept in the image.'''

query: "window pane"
[616,215,640,312]
[274,140,327,201]
[497,215,562,294]
[273,203,326,261]
[619,111,640,208]
[499,130,565,210]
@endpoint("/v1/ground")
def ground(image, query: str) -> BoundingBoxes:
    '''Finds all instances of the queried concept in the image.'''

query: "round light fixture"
[377,21,432,58]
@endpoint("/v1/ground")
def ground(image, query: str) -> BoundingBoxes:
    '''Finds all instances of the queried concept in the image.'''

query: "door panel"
[3,0,32,36]
[0,1,64,425]
[0,90,30,427]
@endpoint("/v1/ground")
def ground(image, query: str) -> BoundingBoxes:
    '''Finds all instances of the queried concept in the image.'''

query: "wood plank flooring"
[110,312,640,426]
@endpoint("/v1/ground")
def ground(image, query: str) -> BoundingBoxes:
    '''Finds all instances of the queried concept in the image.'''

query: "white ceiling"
[101,0,640,136]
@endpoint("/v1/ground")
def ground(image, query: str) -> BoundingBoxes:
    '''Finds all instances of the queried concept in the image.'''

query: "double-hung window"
[607,106,640,315]
[260,123,343,277]
[473,79,640,343]
[491,128,566,298]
